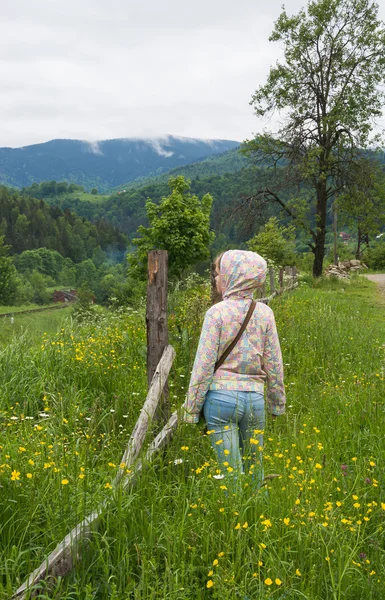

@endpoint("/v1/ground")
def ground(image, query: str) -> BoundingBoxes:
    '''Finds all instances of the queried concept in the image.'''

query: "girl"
[182,250,286,487]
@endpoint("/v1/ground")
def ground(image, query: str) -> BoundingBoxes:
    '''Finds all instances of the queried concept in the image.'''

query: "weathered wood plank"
[11,509,102,598]
[114,345,175,484]
[122,410,179,491]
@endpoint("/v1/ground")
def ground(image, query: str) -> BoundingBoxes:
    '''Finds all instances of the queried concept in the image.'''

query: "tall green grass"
[0,307,71,345]
[1,277,384,599]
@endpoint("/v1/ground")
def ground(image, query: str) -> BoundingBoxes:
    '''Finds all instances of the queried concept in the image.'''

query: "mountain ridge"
[0,135,240,191]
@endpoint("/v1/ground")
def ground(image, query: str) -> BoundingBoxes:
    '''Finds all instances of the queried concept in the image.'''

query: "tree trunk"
[333,203,338,265]
[356,223,362,259]
[312,181,328,277]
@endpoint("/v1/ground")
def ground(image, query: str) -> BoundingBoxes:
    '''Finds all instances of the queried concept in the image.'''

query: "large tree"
[243,0,385,276]
[131,176,215,279]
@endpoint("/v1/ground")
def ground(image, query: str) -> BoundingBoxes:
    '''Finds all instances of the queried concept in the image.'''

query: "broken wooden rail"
[12,345,177,600]
[257,266,298,305]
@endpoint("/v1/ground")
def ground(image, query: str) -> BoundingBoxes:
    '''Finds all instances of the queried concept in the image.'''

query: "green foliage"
[336,157,385,255]
[59,258,77,286]
[92,246,107,268]
[108,276,146,309]
[28,270,52,305]
[14,248,65,279]
[0,236,17,305]
[37,165,274,248]
[115,147,248,191]
[75,259,97,289]
[0,186,127,261]
[131,176,215,279]
[245,0,385,276]
[72,286,98,323]
[22,181,85,199]
[362,240,385,270]
[247,217,296,267]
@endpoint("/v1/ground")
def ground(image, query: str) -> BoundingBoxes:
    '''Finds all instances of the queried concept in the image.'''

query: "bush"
[28,270,52,305]
[247,217,296,267]
[72,286,99,323]
[362,242,385,270]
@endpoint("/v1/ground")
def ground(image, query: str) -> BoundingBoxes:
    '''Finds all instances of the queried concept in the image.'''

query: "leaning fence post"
[269,267,275,294]
[146,250,169,421]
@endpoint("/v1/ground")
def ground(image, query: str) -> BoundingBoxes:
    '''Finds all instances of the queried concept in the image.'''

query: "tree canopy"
[0,186,127,261]
[131,176,215,279]
[243,0,385,276]
[247,217,296,267]
[0,236,17,305]
[336,157,385,257]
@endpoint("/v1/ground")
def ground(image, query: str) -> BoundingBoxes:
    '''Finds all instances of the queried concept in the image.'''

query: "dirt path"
[364,274,385,294]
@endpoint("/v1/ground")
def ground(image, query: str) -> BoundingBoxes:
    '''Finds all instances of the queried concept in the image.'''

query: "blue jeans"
[203,390,265,487]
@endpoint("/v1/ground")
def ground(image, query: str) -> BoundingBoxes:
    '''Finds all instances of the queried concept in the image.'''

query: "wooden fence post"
[279,268,284,291]
[211,261,222,304]
[146,250,169,421]
[269,267,275,294]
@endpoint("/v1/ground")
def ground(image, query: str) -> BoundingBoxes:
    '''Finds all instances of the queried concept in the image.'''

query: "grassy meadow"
[1,276,385,599]
[0,306,71,346]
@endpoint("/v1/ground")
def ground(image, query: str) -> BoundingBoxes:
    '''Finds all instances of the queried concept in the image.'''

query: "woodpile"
[325,260,368,279]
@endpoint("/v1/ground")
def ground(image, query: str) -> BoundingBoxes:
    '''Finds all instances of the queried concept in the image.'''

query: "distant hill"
[0,186,127,261]
[115,147,248,191]
[0,136,240,191]
[26,166,276,245]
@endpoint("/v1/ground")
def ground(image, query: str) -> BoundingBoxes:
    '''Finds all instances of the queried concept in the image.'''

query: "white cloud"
[0,0,384,147]
[148,140,174,158]
[85,141,103,155]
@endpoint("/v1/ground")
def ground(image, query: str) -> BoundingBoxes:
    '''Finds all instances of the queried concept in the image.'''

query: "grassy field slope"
[1,276,384,599]
[0,306,72,345]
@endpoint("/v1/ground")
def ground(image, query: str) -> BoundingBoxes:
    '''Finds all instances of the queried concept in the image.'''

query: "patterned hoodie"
[182,250,286,423]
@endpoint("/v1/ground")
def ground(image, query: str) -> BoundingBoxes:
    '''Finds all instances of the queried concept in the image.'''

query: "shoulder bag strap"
[214,299,256,372]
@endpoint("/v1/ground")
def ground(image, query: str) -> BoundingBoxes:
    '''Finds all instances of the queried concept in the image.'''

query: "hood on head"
[220,250,267,299]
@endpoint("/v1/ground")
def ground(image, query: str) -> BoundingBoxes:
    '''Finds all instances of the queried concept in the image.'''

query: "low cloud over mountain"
[0,135,240,191]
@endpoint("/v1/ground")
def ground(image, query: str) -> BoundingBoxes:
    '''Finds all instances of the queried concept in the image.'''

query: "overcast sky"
[1,0,384,148]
